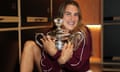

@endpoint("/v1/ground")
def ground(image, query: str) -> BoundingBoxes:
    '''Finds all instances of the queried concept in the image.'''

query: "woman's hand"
[58,41,73,64]
[40,35,57,56]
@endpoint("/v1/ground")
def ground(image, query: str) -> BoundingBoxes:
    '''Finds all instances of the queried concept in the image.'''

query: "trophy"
[35,18,84,50]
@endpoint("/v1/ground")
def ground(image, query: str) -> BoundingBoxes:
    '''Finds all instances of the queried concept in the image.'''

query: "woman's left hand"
[40,35,57,56]
[58,41,74,64]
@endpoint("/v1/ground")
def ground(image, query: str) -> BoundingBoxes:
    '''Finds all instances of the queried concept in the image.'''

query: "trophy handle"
[69,32,84,51]
[35,33,44,48]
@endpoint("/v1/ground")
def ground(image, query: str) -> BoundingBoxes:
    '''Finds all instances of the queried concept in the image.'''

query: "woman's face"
[62,4,79,31]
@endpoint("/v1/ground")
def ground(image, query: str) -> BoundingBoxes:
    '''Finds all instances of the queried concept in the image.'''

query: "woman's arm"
[64,41,91,71]
[63,27,92,71]
[57,42,73,64]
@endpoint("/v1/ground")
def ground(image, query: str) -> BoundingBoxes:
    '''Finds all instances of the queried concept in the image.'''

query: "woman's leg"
[20,40,41,72]
[33,41,42,72]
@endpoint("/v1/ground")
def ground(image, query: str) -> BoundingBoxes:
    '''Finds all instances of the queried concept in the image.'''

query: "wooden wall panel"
[75,0,101,24]
[87,25,101,63]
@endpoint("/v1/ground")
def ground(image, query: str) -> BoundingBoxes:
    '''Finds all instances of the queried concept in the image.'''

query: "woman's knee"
[23,40,41,54]
[24,40,36,48]
[22,40,37,54]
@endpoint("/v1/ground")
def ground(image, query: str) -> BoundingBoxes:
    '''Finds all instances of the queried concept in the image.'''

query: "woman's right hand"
[40,35,57,57]
[58,41,73,64]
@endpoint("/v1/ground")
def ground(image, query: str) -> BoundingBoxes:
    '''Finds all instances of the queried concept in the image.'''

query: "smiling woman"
[20,1,92,72]
[62,4,79,31]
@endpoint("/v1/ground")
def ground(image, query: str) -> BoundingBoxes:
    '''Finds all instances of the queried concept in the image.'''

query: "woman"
[20,1,92,72]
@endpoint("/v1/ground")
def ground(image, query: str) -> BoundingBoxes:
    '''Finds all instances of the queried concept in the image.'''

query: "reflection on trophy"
[35,18,85,50]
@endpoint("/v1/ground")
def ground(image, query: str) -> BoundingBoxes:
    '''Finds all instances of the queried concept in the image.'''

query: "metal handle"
[35,33,44,48]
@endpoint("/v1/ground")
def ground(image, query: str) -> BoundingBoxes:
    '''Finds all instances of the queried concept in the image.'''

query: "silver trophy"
[35,18,85,50]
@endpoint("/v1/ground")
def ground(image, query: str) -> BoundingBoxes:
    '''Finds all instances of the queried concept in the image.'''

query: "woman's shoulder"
[83,26,91,35]
[84,26,90,32]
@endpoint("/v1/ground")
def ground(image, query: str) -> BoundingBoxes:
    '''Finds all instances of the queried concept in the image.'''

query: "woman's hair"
[58,0,82,22]
[58,0,88,36]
